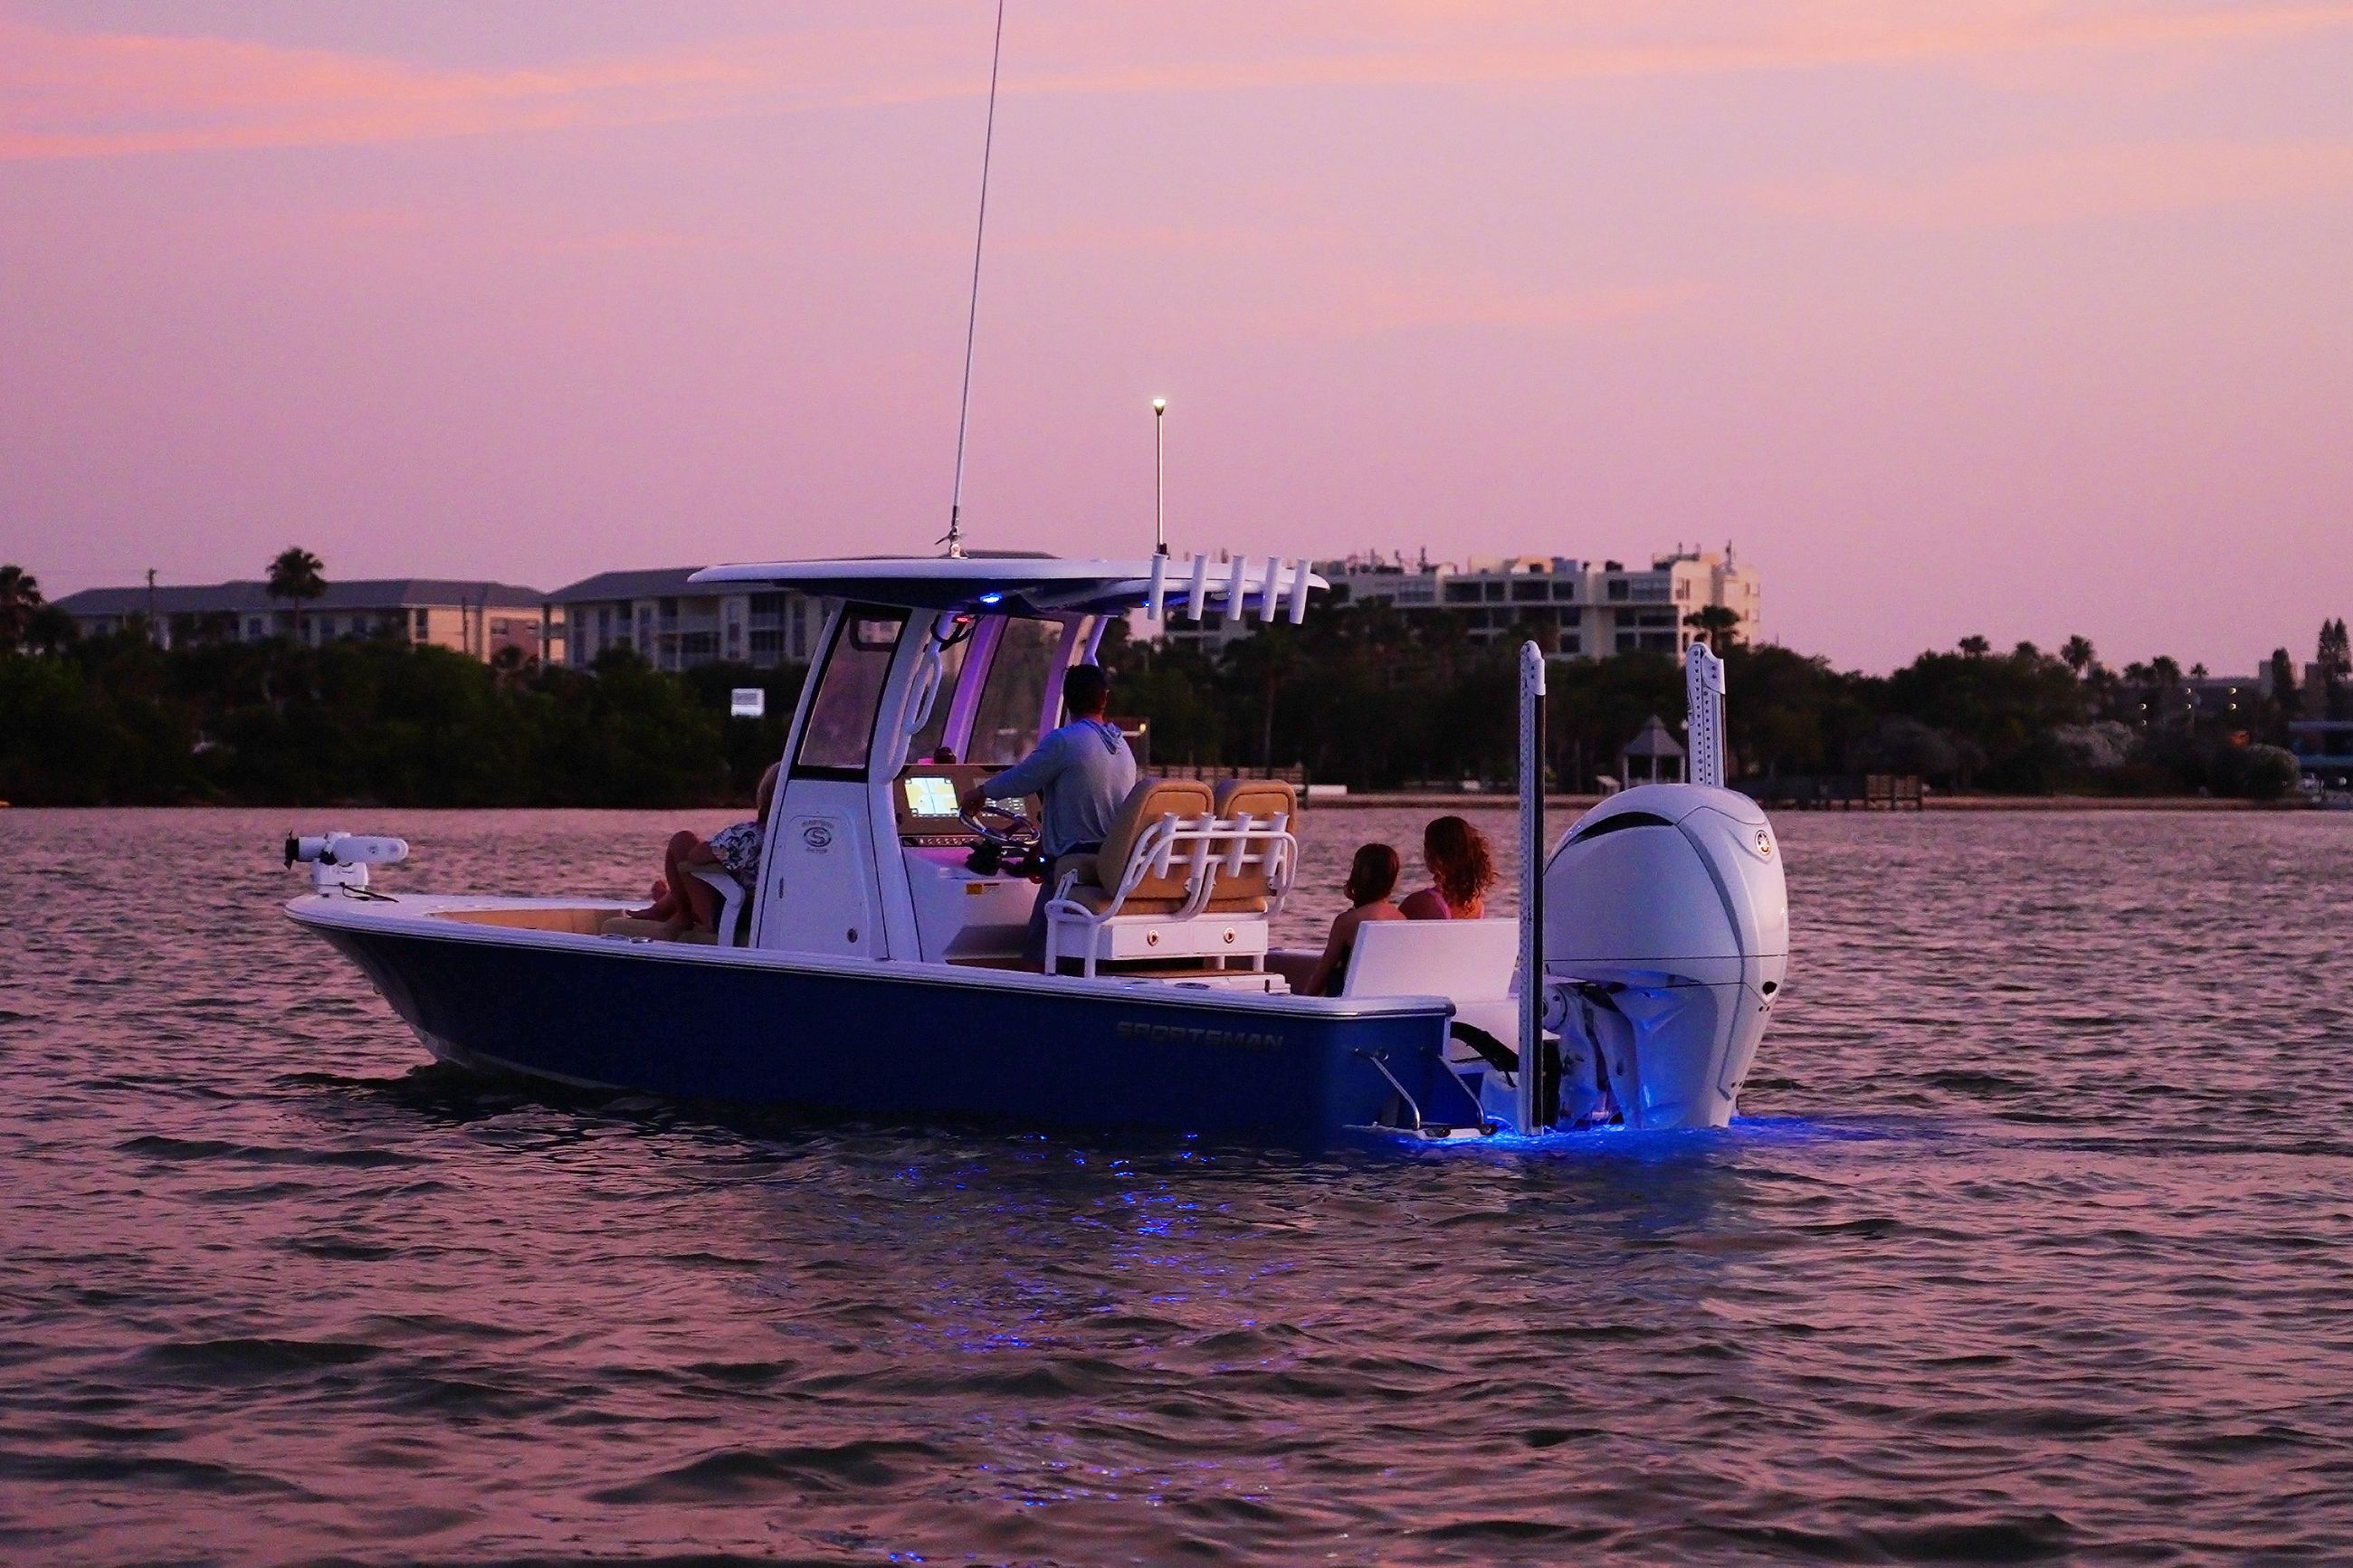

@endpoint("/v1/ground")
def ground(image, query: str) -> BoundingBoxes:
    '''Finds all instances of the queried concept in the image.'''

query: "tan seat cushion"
[1208,778,1297,904]
[1062,885,1190,917]
[1089,776,1215,907]
[1213,777,1298,822]
[435,907,612,936]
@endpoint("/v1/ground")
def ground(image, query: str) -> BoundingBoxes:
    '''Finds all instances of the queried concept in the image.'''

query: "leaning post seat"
[1042,777,1299,977]
[1205,778,1298,913]
[1052,777,1215,917]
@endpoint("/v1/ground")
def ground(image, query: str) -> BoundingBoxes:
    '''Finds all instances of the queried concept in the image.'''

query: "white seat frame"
[688,866,751,947]
[1042,810,1297,978]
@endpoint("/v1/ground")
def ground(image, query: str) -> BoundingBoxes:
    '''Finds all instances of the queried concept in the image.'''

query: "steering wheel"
[960,798,1039,849]
[960,798,1041,875]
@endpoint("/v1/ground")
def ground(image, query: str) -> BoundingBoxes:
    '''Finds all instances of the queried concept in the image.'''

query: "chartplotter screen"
[902,775,960,818]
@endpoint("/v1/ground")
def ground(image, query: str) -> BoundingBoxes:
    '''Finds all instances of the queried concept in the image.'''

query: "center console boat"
[285,553,1787,1145]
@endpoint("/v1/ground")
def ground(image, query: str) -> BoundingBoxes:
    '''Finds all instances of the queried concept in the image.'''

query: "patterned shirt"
[708,821,764,889]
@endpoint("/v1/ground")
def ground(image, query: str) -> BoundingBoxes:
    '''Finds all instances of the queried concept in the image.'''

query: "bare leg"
[655,832,721,932]
[630,832,703,922]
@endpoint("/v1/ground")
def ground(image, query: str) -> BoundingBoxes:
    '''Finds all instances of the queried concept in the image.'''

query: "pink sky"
[2,0,2348,671]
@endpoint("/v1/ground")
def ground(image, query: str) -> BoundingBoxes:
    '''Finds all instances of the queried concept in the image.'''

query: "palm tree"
[266,547,327,643]
[0,564,43,652]
[1958,634,1991,659]
[2062,634,2095,677]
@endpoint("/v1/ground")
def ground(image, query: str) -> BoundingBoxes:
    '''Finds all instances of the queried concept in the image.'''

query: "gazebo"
[1619,715,1687,785]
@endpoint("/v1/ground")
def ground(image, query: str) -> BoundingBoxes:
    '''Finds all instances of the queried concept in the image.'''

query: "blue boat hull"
[297,901,1461,1145]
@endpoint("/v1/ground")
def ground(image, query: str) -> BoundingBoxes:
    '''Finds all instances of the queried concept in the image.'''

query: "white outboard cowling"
[1539,783,1786,1129]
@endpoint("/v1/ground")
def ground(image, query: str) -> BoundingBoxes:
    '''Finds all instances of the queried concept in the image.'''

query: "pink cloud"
[9,3,2353,161]
[1758,141,2353,226]
[999,2,2353,98]
[0,14,915,161]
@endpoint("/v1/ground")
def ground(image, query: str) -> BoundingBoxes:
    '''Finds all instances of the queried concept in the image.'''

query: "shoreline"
[1305,792,2308,813]
[0,795,2319,814]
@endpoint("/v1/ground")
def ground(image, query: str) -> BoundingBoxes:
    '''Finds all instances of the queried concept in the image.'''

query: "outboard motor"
[1538,784,1786,1129]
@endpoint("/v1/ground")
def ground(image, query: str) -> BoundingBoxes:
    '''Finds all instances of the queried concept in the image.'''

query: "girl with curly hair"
[1398,815,1496,921]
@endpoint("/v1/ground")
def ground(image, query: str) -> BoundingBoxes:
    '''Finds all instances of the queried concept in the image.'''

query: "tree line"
[0,558,2336,805]
[1097,603,2327,800]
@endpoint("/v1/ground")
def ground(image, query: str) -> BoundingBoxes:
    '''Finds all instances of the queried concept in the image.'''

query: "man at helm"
[960,663,1137,967]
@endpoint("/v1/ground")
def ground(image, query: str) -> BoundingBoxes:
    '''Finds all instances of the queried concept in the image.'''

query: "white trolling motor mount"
[284,832,409,897]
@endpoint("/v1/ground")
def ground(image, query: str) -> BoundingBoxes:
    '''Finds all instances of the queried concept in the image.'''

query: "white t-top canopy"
[687,554,1328,618]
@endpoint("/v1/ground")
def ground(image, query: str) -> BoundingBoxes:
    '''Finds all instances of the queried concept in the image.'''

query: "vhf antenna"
[1152,396,1168,555]
[942,0,1007,560]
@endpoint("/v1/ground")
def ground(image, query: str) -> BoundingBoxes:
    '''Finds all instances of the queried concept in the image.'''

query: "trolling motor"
[283,832,409,896]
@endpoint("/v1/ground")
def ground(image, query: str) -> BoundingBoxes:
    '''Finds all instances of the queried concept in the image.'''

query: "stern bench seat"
[1340,917,1522,1064]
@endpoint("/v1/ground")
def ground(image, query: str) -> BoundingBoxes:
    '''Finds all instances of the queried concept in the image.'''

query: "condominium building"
[1151,546,1762,660]
[544,568,824,673]
[52,578,554,662]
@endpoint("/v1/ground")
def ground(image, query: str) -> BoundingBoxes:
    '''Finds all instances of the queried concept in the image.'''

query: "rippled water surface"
[3,806,2351,1565]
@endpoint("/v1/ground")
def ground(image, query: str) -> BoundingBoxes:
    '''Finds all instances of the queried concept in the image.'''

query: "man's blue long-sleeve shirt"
[983,719,1138,858]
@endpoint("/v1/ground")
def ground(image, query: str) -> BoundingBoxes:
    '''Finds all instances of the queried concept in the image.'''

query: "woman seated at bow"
[629,762,781,935]
[1399,814,1497,921]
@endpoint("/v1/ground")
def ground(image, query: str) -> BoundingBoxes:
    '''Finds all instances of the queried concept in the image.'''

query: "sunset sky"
[3,1,2348,671]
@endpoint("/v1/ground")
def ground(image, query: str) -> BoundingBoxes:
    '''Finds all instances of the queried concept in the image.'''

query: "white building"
[52,578,553,662]
[1152,547,1761,660]
[546,568,824,673]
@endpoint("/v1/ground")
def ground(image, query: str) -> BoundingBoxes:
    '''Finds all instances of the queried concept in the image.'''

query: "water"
[3,806,2350,1564]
